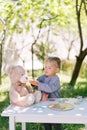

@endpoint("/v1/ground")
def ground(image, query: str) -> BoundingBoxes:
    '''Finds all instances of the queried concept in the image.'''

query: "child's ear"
[56,67,60,73]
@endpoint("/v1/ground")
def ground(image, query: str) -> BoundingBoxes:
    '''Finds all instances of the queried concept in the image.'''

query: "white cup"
[77,96,83,102]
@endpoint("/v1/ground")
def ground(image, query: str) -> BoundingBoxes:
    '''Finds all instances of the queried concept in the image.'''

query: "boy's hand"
[29,79,39,86]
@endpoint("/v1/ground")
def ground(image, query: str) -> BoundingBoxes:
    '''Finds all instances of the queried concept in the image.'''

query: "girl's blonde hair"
[46,57,61,69]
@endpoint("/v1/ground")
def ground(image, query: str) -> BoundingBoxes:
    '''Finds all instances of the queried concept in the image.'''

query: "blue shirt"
[37,75,61,98]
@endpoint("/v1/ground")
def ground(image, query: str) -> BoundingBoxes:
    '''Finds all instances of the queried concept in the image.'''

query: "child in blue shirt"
[29,57,62,130]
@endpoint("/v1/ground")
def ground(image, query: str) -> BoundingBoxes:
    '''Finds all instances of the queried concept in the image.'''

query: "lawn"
[0,71,87,130]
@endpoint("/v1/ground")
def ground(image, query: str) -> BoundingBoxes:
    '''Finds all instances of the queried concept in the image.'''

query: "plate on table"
[47,102,74,111]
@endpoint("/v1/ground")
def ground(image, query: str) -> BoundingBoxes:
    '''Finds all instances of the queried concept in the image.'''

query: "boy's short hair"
[46,57,61,69]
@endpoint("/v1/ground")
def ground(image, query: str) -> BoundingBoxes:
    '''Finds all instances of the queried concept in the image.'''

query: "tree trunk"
[69,57,83,87]
[69,0,87,87]
[69,49,87,87]
[0,44,2,84]
[0,18,6,84]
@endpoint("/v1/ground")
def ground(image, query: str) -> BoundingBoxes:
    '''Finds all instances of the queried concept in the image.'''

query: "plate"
[47,102,74,111]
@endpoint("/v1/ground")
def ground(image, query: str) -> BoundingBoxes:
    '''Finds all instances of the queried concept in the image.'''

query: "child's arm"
[29,76,60,93]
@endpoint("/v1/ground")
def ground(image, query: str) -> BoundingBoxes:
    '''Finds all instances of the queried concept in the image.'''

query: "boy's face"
[44,61,59,77]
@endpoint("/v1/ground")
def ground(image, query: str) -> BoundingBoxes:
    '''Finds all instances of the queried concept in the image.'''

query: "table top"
[1,98,87,124]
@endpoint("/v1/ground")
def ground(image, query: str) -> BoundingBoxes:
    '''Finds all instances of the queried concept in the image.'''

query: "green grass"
[0,72,87,130]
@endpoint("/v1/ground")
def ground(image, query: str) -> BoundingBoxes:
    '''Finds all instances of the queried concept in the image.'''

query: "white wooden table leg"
[9,117,15,130]
[85,124,87,130]
[22,122,26,130]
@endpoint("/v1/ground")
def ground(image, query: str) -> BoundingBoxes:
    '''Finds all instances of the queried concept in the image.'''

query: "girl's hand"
[41,93,48,101]
[29,79,39,86]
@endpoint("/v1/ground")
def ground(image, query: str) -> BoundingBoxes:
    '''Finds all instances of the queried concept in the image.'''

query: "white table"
[1,98,87,130]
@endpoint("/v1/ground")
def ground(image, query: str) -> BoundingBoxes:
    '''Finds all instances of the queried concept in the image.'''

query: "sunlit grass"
[0,93,7,102]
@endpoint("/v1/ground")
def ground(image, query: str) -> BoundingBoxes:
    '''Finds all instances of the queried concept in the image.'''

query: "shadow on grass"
[0,91,9,130]
[77,81,87,88]
[62,124,85,130]
[76,81,87,97]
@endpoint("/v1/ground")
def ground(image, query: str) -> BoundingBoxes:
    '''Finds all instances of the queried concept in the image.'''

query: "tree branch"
[83,0,87,16]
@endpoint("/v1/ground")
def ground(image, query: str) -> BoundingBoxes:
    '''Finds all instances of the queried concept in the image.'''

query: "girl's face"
[44,61,59,77]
